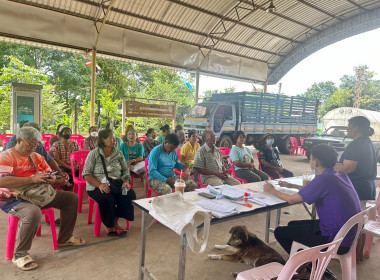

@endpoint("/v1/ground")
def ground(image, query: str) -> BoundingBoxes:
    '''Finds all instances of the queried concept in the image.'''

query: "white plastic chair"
[236,238,343,280]
[363,195,380,257]
[289,208,370,280]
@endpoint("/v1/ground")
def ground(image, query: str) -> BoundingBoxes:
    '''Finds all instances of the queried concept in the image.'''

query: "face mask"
[90,132,98,137]
[266,139,274,145]
[63,134,71,140]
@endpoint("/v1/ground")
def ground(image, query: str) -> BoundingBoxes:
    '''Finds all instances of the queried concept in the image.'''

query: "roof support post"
[90,49,96,126]
[195,70,200,104]
[263,81,268,94]
[122,96,126,136]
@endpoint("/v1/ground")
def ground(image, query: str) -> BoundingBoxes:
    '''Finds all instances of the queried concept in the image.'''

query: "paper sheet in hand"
[249,193,285,206]
[130,161,145,174]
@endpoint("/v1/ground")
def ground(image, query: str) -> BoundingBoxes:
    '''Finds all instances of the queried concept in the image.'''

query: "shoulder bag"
[99,150,123,194]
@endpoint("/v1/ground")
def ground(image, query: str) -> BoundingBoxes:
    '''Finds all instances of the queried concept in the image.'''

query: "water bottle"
[243,192,249,204]
[122,187,128,195]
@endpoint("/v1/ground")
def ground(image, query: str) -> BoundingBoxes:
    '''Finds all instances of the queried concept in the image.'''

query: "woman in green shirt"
[157,124,171,144]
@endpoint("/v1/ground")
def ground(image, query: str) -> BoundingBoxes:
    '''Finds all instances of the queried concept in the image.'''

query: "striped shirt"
[193,143,224,182]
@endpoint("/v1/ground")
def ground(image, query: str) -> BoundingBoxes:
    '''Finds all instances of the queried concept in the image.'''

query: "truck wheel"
[278,136,291,154]
[306,151,311,160]
[217,135,233,149]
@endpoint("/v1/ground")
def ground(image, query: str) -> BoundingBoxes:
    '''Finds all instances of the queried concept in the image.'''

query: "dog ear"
[229,226,236,234]
[239,228,249,242]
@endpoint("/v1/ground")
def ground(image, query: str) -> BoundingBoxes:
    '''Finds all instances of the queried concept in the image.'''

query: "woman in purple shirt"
[264,144,361,257]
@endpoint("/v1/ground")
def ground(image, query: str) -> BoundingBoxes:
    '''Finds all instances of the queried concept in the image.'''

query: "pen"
[247,188,258,193]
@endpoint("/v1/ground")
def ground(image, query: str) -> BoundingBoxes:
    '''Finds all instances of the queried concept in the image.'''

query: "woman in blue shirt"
[230,131,269,182]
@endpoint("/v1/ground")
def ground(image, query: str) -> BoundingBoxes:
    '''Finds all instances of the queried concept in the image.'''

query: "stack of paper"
[208,185,246,200]
[248,193,285,206]
[194,200,237,218]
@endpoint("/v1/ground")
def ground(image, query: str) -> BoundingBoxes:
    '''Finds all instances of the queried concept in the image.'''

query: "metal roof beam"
[296,0,344,21]
[93,0,115,49]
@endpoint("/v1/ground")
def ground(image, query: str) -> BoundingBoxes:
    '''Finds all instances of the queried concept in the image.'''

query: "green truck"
[184,92,319,153]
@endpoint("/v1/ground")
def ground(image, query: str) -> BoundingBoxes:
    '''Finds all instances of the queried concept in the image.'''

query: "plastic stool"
[5,207,58,260]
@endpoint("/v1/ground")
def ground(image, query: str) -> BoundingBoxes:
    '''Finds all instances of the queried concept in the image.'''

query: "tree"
[299,81,337,102]
[319,88,353,116]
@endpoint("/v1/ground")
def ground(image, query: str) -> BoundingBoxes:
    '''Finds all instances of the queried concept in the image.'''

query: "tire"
[217,135,233,149]
[278,136,291,154]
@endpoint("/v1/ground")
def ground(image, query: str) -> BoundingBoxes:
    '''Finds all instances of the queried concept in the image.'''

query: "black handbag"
[99,151,123,194]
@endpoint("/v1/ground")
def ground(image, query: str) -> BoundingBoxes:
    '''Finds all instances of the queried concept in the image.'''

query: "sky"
[199,28,380,97]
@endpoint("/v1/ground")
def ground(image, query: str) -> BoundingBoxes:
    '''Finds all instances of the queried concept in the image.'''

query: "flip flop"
[12,255,38,271]
[117,228,128,237]
[58,236,86,248]
[106,227,118,236]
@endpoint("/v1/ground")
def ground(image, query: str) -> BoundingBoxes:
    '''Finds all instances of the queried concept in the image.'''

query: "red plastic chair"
[70,134,85,150]
[0,134,14,148]
[218,147,231,157]
[5,207,57,260]
[299,137,306,156]
[289,137,299,156]
[230,159,248,184]
[237,238,343,280]
[145,158,160,198]
[139,135,148,143]
[41,134,55,152]
[257,152,277,180]
[70,151,90,213]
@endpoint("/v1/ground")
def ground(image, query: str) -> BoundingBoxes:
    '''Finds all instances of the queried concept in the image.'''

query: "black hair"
[19,120,29,128]
[175,124,183,133]
[88,126,97,134]
[98,128,114,149]
[348,116,374,137]
[310,144,338,169]
[146,128,155,137]
[188,130,197,138]
[233,130,245,145]
[261,133,274,146]
[165,133,180,146]
[160,124,170,132]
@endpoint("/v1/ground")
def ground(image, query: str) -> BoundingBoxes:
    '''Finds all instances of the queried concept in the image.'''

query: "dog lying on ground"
[208,225,285,267]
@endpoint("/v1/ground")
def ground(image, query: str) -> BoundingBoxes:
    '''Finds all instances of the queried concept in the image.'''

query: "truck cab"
[184,101,237,147]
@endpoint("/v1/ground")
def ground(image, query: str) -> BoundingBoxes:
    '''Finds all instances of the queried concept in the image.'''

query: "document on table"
[248,193,285,206]
[208,185,246,200]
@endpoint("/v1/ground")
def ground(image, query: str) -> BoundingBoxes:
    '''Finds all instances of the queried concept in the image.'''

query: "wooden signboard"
[125,101,176,119]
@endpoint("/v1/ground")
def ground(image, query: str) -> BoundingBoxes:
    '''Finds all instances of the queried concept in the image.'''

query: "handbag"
[99,151,123,194]
[14,155,56,207]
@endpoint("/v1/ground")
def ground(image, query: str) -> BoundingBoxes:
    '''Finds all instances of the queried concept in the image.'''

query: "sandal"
[58,236,86,248]
[117,228,127,237]
[12,255,38,271]
[106,227,118,236]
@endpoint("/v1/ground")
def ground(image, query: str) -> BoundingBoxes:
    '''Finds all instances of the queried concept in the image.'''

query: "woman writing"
[83,128,135,236]
[230,131,269,182]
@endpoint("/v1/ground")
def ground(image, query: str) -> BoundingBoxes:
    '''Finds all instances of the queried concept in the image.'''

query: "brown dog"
[209,225,285,267]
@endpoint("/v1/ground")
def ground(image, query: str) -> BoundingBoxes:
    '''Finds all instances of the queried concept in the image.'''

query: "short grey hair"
[202,130,215,140]
[16,127,41,142]
[23,122,41,132]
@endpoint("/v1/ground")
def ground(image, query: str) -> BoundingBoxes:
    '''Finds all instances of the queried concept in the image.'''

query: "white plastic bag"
[149,192,212,253]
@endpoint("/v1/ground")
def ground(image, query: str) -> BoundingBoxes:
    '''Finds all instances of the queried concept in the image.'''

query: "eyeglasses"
[22,139,39,147]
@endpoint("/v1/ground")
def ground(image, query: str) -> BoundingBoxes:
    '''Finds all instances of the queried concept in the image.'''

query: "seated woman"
[230,131,269,182]
[143,128,159,158]
[50,125,80,190]
[0,127,85,271]
[177,130,187,148]
[259,134,293,179]
[82,128,136,236]
[120,129,148,195]
[179,130,200,181]
[49,123,64,154]
[157,124,171,144]
[83,126,98,151]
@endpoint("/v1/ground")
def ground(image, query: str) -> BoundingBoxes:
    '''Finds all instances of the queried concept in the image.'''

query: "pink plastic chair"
[41,133,55,152]
[363,194,380,257]
[70,151,90,213]
[230,159,248,184]
[289,137,299,156]
[70,134,85,149]
[299,137,306,155]
[88,197,130,237]
[5,207,57,260]
[218,147,231,157]
[139,135,148,143]
[290,208,370,280]
[0,134,14,148]
[237,238,343,280]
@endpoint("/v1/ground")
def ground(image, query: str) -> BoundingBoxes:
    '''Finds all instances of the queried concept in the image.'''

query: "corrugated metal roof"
[1,0,380,84]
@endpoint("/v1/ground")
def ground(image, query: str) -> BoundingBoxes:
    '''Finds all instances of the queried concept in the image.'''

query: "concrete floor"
[0,151,379,280]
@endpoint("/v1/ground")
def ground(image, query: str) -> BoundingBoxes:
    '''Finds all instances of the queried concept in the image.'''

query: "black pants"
[87,187,136,228]
[274,219,349,255]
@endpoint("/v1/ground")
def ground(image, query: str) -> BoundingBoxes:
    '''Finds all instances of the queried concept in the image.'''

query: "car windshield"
[323,126,348,137]
[188,103,216,118]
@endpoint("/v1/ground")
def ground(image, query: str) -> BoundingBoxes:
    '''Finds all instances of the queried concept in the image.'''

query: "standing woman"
[143,128,159,158]
[230,131,269,182]
[50,125,80,189]
[259,134,293,179]
[84,126,98,151]
[335,116,377,203]
[82,128,135,236]
[157,124,171,144]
